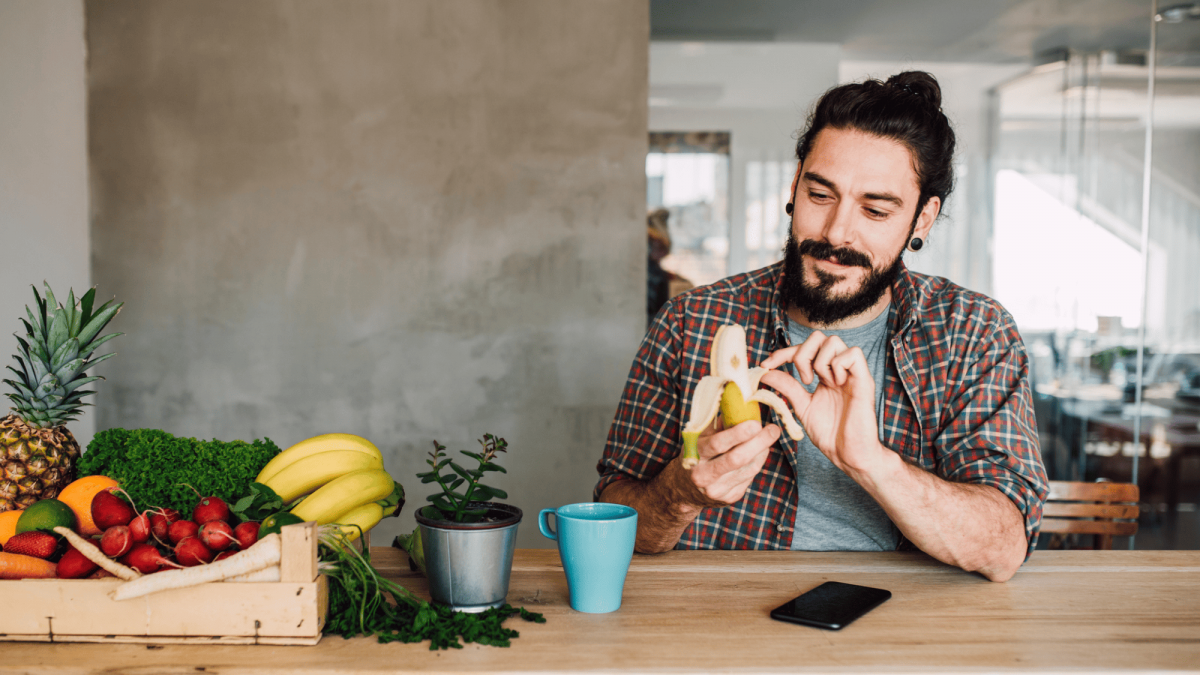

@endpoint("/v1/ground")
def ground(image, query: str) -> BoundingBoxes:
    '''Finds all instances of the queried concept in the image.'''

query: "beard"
[780,233,905,326]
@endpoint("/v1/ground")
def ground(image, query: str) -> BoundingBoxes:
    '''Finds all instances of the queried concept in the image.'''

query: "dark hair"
[795,71,955,218]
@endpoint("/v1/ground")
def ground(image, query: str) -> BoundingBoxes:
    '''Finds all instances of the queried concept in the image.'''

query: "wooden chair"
[1040,480,1140,550]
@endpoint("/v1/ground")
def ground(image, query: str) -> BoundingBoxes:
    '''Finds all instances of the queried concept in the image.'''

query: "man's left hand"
[759,330,887,478]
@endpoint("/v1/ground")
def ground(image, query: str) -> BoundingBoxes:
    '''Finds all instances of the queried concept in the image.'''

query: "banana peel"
[680,324,805,469]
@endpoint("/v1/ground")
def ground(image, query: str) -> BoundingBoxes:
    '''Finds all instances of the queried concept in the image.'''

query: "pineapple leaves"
[54,357,87,383]
[26,305,44,342]
[47,300,69,350]
[81,331,122,356]
[41,283,58,316]
[82,351,117,370]
[61,376,101,394]
[77,301,123,347]
[66,288,81,337]
[50,338,80,372]
[79,287,96,328]
[7,283,122,425]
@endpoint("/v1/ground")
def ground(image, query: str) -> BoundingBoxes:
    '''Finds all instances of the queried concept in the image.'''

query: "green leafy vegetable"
[77,428,281,515]
[416,434,508,523]
[319,525,543,649]
[230,482,285,523]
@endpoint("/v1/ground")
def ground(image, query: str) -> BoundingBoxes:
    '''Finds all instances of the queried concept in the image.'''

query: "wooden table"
[5,548,1199,673]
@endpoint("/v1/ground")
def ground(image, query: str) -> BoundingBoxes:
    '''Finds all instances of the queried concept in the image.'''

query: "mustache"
[797,239,872,270]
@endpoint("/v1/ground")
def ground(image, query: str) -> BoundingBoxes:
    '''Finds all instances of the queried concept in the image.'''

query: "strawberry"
[4,531,59,559]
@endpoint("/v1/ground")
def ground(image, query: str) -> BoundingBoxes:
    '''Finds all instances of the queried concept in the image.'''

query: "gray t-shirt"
[786,307,900,551]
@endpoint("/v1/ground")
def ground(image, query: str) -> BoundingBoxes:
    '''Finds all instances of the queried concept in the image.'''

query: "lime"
[16,498,77,535]
[259,512,305,537]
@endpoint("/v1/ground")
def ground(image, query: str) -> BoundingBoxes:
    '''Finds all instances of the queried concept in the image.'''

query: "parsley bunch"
[78,428,280,515]
[319,526,544,649]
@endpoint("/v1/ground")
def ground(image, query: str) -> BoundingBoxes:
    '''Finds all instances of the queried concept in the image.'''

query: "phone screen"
[769,581,891,631]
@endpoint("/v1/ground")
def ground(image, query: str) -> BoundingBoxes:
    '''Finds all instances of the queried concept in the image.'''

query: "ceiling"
[651,0,1196,63]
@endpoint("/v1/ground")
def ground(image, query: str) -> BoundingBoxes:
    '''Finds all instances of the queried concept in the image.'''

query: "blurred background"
[1,0,1197,549]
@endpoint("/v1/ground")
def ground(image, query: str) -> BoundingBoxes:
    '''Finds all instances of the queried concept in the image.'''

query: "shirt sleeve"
[594,300,686,500]
[932,311,1050,559]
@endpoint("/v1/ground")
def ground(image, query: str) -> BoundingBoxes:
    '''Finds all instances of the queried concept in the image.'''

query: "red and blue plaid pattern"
[595,261,1049,555]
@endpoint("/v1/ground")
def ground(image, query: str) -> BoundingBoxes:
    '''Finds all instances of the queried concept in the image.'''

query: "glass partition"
[991,6,1200,549]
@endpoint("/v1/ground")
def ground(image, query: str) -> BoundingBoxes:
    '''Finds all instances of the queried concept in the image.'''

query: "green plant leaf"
[79,287,96,327]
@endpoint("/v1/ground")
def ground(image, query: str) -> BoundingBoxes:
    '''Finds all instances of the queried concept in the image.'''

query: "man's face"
[782,127,935,326]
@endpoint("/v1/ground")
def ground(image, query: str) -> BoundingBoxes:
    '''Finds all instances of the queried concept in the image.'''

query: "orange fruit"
[0,509,22,546]
[57,475,120,536]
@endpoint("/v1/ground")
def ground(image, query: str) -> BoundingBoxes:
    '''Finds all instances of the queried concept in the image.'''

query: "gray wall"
[0,0,94,448]
[87,0,648,548]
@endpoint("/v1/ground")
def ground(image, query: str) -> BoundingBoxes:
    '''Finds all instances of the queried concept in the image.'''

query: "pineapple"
[0,284,122,512]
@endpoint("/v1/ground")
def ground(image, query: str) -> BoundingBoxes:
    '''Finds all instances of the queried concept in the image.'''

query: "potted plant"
[407,434,521,612]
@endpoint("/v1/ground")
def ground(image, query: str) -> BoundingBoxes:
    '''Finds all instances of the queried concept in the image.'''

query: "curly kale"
[77,428,280,516]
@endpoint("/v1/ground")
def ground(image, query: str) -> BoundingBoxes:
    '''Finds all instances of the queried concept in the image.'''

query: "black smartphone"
[769,581,891,630]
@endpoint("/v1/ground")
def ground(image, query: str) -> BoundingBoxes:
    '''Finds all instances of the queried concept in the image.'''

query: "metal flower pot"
[415,502,522,613]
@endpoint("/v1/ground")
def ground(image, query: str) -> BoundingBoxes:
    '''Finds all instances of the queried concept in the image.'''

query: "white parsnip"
[53,526,140,581]
[224,565,281,582]
[111,533,282,601]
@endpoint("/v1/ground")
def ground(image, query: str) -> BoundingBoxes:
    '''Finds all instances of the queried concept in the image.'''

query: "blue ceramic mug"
[538,503,637,613]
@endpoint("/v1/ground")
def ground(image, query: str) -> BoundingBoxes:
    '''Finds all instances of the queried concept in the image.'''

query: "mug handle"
[538,508,558,541]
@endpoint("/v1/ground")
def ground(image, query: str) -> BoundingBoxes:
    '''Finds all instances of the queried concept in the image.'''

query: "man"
[596,72,1048,582]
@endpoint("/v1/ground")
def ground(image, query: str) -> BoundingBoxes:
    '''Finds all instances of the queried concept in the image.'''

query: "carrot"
[111,532,282,601]
[0,551,58,579]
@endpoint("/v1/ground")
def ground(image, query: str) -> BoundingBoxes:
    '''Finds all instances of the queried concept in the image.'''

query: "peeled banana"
[256,433,381,484]
[329,502,385,542]
[262,449,384,502]
[291,468,395,525]
[680,324,804,469]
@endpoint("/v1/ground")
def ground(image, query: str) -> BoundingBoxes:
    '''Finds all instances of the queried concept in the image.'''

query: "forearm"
[853,449,1028,582]
[599,459,715,554]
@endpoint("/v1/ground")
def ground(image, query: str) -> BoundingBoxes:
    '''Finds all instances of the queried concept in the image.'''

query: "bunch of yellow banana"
[256,433,404,541]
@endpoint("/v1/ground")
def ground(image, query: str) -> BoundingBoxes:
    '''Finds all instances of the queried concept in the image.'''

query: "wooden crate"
[0,522,327,646]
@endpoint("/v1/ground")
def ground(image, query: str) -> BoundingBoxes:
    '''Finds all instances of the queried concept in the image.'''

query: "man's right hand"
[599,417,780,553]
[682,417,781,507]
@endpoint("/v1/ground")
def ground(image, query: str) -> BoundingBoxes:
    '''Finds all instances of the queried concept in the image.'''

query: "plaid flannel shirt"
[595,261,1049,555]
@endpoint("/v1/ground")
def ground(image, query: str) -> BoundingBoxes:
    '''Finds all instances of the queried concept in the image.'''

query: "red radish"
[192,496,230,525]
[199,520,235,552]
[129,512,151,543]
[213,550,237,562]
[56,546,99,579]
[234,521,259,550]
[149,508,181,540]
[91,491,135,529]
[100,525,133,558]
[167,519,198,545]
[88,567,115,579]
[175,537,213,567]
[121,543,172,574]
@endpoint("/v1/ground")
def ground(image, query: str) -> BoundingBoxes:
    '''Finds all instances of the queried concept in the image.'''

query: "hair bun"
[886,71,942,109]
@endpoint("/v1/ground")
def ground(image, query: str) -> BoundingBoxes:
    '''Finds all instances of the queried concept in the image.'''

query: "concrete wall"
[86,0,648,548]
[0,1,94,449]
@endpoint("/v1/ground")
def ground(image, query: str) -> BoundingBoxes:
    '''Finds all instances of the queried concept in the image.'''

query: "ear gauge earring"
[908,237,924,252]
[785,202,794,216]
